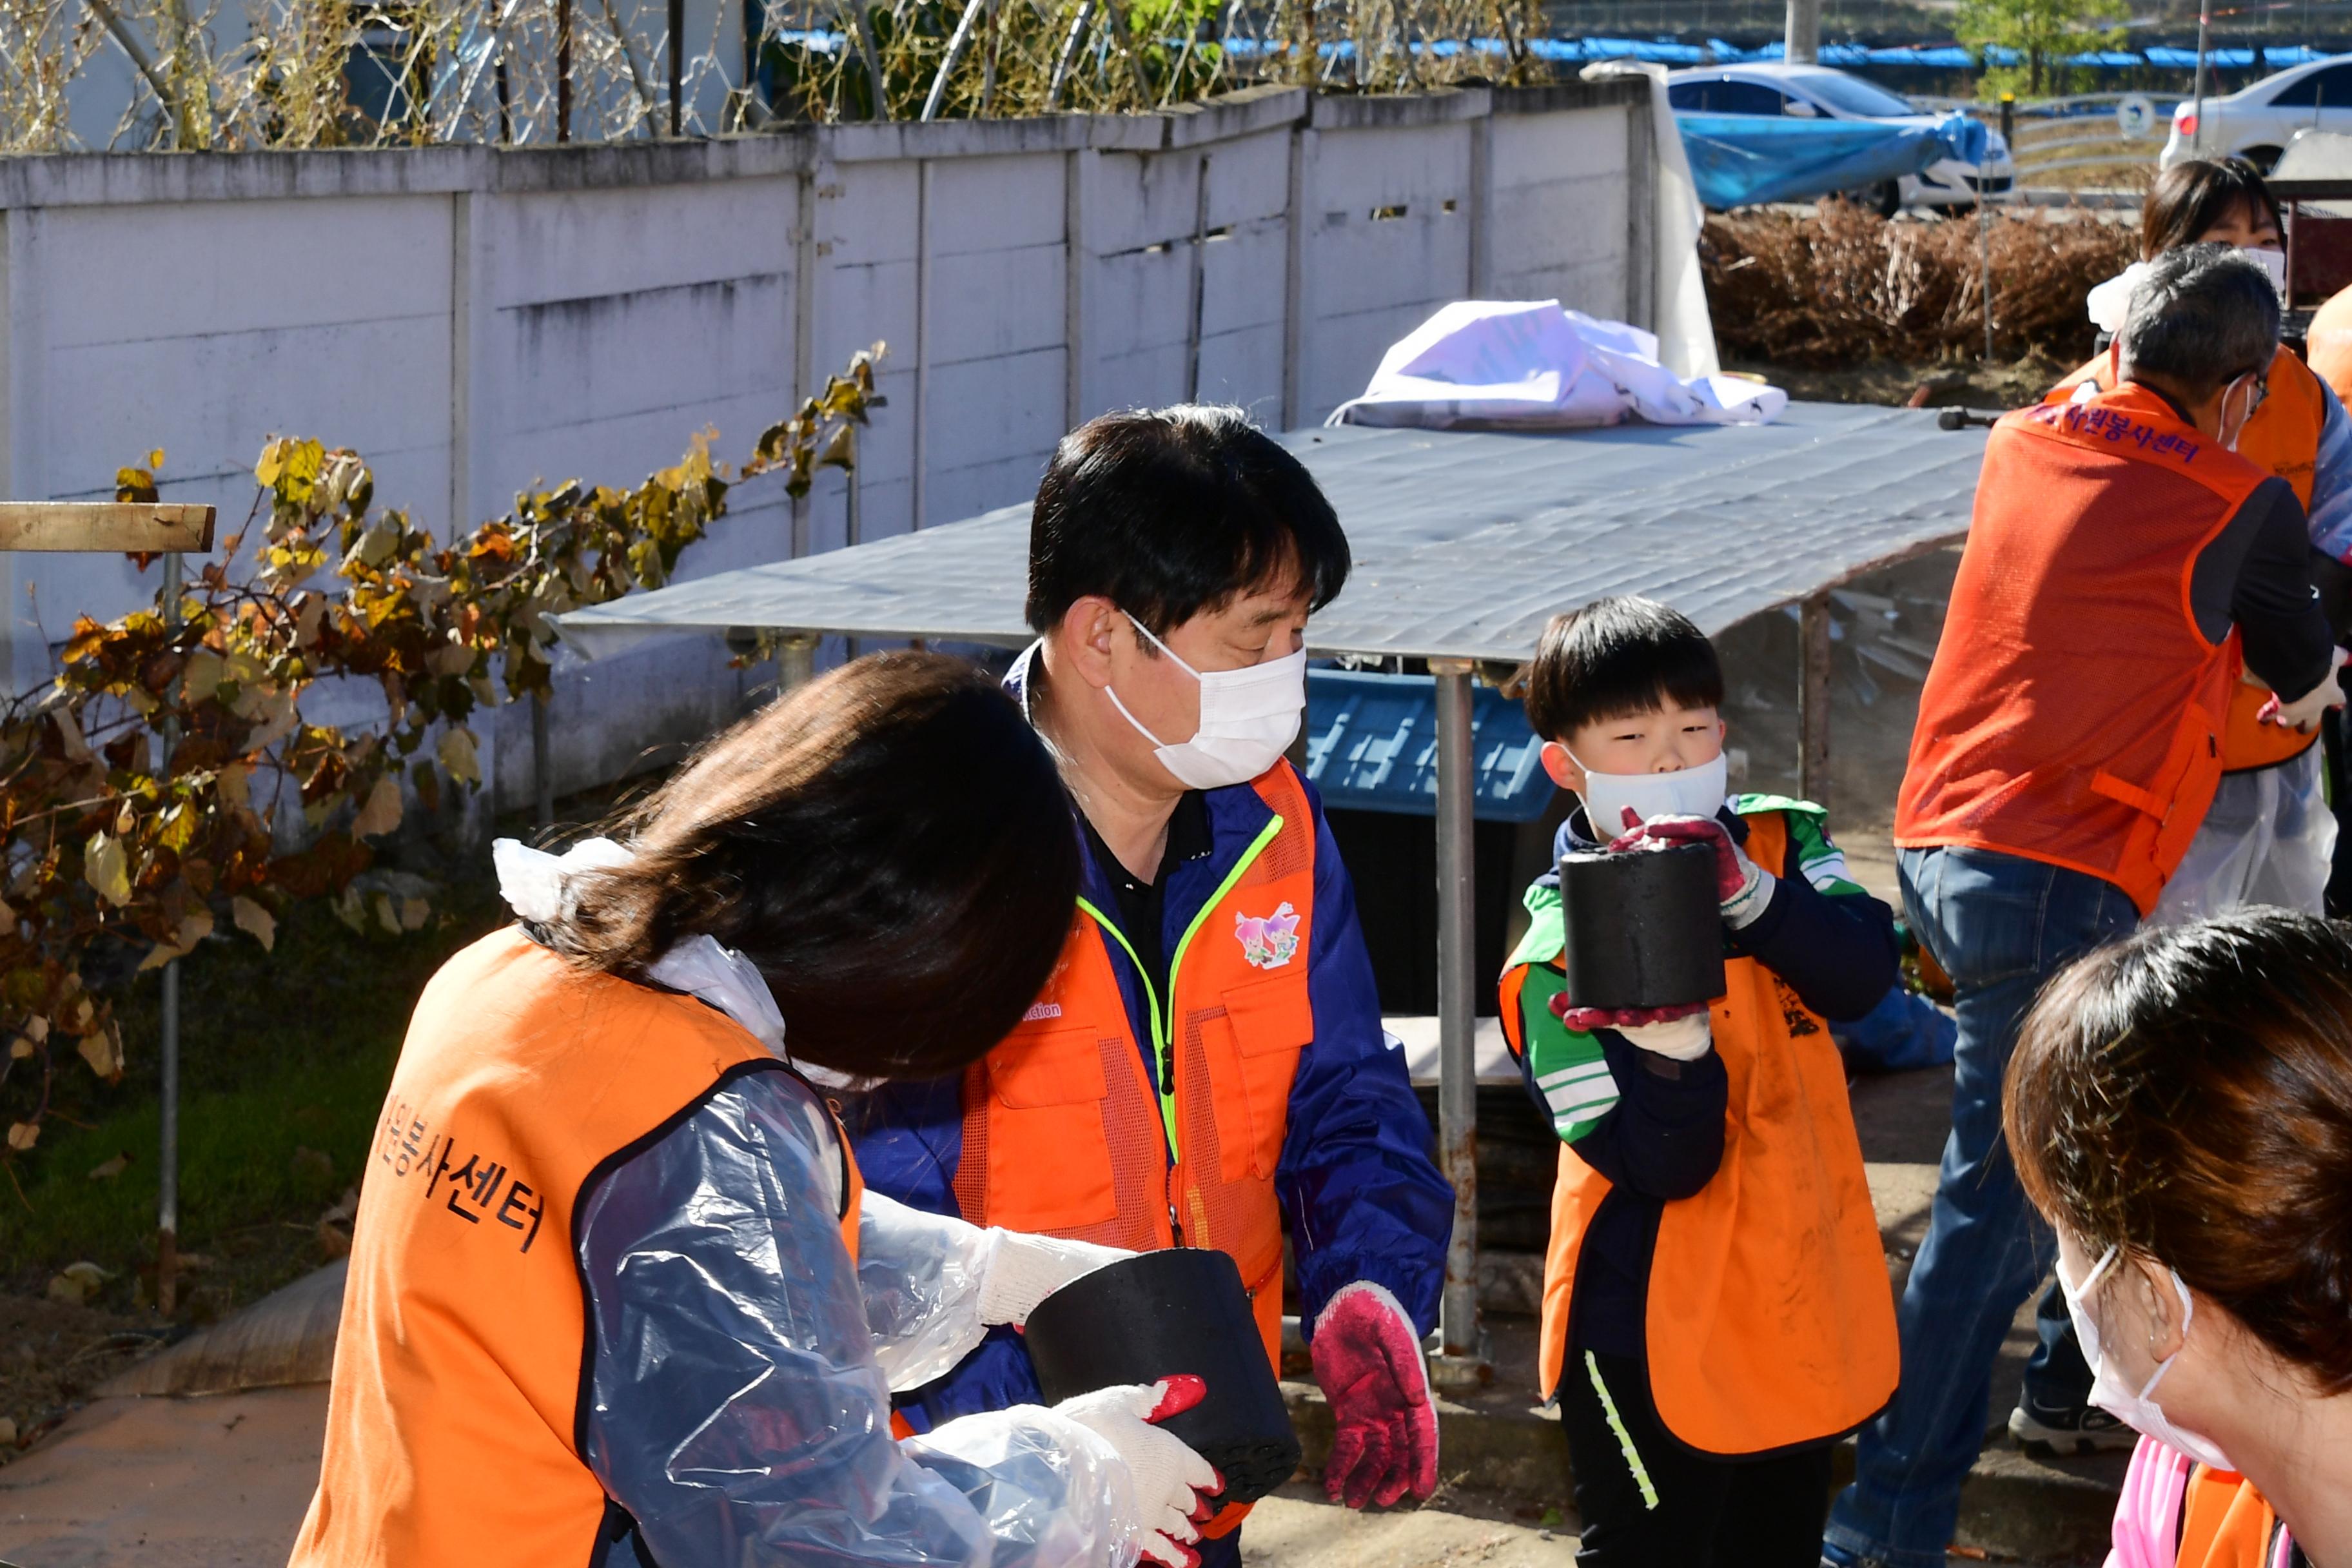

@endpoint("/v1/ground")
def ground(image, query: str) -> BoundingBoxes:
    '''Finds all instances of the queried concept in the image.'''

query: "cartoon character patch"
[1235,903,1301,970]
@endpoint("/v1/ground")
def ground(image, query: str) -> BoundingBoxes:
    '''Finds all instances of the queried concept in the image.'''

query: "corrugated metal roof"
[1304,669,1554,823]
[554,403,1987,664]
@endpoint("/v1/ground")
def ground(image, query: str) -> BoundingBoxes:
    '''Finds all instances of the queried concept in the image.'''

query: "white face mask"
[2242,244,2288,293]
[2059,1244,2236,1473]
[1569,749,1729,841]
[1105,613,1307,790]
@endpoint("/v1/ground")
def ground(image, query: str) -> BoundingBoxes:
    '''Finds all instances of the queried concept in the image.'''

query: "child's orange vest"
[1499,814,1899,1456]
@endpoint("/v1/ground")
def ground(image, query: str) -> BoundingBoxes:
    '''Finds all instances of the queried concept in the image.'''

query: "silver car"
[1665,61,2015,213]
[2161,54,2352,172]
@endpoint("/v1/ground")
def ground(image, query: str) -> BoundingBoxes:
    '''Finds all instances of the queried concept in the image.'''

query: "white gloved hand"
[1616,1014,1713,1062]
[2265,649,2350,734]
[979,1230,1133,1328]
[1057,1379,1221,1568]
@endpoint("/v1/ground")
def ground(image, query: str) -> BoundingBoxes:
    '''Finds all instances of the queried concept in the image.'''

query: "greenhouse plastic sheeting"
[1675,111,1988,210]
[554,403,1988,669]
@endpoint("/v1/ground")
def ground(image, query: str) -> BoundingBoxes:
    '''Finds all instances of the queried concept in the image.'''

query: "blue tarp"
[789,30,2329,74]
[1302,669,1554,823]
[1676,110,1987,208]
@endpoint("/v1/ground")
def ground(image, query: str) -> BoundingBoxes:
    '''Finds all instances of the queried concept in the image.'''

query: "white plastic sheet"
[1328,300,1787,432]
[2148,745,2337,924]
[1581,59,1719,378]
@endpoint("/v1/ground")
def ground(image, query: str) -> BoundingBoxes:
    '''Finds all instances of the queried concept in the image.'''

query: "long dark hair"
[550,651,1079,1080]
[2141,157,2283,259]
[2007,910,2352,1393]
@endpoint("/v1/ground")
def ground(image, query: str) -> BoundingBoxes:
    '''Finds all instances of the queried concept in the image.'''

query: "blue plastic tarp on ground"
[1675,110,1987,209]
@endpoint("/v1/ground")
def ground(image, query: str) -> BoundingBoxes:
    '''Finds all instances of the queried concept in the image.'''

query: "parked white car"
[2162,55,2352,172]
[1664,62,2014,214]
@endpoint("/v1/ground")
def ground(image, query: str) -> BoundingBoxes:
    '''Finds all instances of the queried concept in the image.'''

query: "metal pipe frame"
[1428,658,1486,1384]
[1799,591,1831,810]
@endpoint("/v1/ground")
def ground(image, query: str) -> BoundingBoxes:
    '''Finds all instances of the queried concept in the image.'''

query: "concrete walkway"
[0,1386,322,1567]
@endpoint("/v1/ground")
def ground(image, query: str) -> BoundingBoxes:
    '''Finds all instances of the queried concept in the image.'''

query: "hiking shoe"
[2008,1395,2138,1455]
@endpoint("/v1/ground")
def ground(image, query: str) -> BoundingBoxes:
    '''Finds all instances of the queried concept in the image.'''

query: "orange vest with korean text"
[2050,342,2324,770]
[2175,1466,2293,1568]
[1898,386,2268,914]
[1498,814,1899,1456]
[290,926,863,1568]
[953,763,1315,1525]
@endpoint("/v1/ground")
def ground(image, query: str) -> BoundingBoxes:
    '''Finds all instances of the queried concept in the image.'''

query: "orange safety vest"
[290,926,863,1568]
[1898,384,2269,914]
[952,761,1315,1531]
[2308,282,2352,412]
[1498,814,1899,1456]
[2175,1466,2294,1568]
[2050,342,2326,770]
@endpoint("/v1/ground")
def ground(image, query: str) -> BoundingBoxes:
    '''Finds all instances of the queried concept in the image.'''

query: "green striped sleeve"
[1513,961,1618,1144]
[1732,794,1868,898]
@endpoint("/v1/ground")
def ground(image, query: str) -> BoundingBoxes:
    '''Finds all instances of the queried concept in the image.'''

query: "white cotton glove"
[1616,1013,1713,1062]
[1056,1379,1222,1568]
[2262,648,2350,734]
[979,1230,1134,1328]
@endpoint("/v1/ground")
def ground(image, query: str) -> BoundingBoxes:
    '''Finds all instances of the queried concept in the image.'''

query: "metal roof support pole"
[1427,658,1488,1385]
[779,634,820,694]
[1799,591,1830,809]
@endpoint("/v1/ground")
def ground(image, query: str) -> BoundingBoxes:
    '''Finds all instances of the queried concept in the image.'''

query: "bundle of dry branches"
[1701,204,2137,368]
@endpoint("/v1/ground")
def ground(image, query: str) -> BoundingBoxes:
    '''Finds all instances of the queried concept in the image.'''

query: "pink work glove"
[1602,810,1771,923]
[1309,1281,1437,1509]
[1549,992,1710,1035]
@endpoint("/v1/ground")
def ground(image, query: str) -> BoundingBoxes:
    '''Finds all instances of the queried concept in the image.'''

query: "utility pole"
[1785,0,1819,64]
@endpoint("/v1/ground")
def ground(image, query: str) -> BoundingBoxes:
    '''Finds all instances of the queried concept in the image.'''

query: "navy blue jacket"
[854,667,1453,1431]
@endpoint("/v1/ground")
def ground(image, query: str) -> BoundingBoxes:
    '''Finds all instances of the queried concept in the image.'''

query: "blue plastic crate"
[1303,669,1555,824]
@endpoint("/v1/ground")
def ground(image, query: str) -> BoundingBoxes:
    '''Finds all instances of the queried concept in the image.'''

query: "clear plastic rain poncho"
[495,839,1145,1568]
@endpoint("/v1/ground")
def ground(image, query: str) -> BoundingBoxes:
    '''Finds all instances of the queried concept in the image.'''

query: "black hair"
[1024,405,1352,637]
[553,651,1080,1080]
[2119,242,2281,401]
[1522,595,1725,743]
[2141,157,2283,260]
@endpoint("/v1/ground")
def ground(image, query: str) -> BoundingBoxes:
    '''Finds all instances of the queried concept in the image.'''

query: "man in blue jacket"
[853,406,1454,1559]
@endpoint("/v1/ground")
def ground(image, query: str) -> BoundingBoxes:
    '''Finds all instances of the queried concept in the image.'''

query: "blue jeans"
[1822,846,2137,1568]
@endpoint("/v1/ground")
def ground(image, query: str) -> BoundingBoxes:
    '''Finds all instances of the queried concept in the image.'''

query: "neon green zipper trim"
[1075,813,1286,1166]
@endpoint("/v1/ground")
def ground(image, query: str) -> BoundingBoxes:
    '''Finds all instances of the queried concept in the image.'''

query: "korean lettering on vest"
[376,1094,546,1252]
[2031,402,2203,462]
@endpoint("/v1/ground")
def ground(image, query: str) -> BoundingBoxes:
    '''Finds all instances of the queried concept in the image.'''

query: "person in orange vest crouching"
[850,407,1456,1565]
[292,654,1226,1568]
[2006,911,2352,1568]
[1494,596,1901,1566]
[1824,247,2342,1568]
[2052,159,2352,928]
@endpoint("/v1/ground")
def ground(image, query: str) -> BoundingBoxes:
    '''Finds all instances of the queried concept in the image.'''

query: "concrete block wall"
[0,78,1656,813]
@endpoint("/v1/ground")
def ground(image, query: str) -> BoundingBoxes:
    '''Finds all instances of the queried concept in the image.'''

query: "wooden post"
[0,504,213,553]
[1799,591,1831,809]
